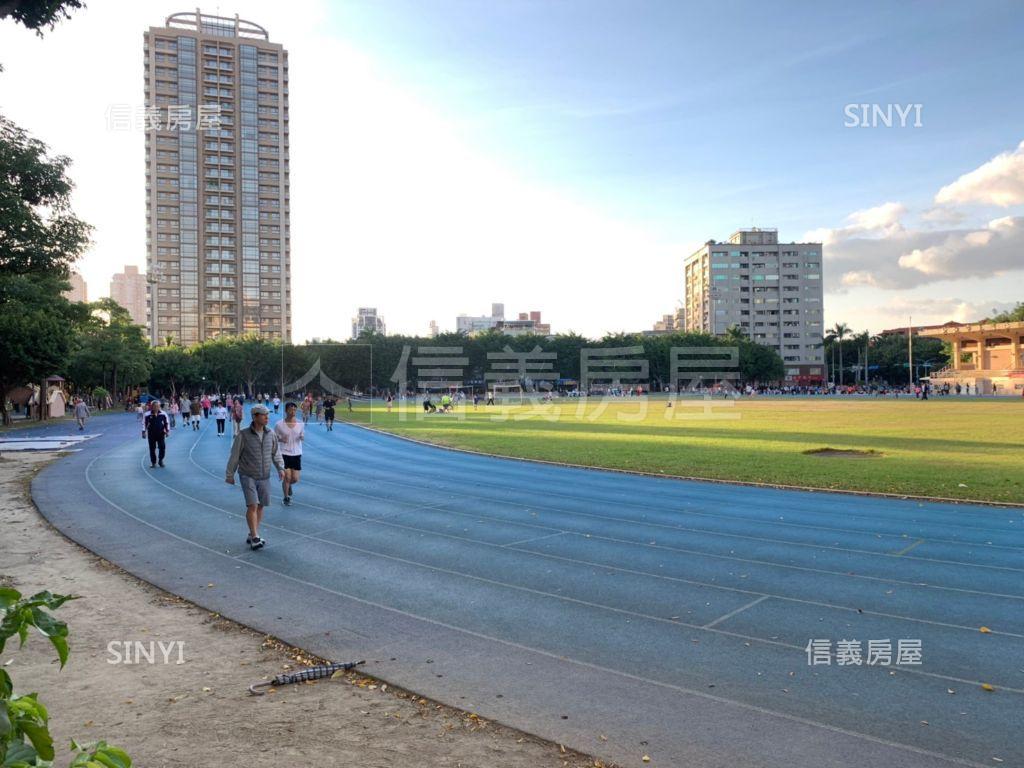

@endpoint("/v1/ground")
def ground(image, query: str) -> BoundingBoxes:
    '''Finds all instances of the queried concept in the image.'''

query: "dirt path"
[1,453,614,768]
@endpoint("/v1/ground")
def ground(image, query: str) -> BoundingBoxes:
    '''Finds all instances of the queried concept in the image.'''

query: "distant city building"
[683,228,824,381]
[64,272,88,303]
[145,10,291,346]
[352,307,385,339]
[110,265,148,326]
[652,314,677,333]
[428,320,439,338]
[456,304,549,336]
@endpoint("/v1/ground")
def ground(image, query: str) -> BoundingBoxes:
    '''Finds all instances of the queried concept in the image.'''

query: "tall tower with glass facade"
[144,11,290,345]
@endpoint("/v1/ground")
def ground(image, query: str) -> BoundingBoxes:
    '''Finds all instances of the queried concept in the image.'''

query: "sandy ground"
[1,452,616,768]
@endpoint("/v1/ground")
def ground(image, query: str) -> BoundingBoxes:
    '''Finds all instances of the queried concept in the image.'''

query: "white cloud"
[934,140,1024,208]
[804,201,905,245]
[818,138,1024,293]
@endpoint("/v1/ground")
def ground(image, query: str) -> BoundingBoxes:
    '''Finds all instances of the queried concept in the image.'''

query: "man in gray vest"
[225,404,284,550]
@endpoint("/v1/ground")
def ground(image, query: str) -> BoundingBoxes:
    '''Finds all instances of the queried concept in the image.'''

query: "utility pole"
[908,316,914,385]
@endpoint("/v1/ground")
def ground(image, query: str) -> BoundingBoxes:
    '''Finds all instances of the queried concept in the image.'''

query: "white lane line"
[291,449,1024,566]
[99,447,1024,693]
[182,438,1024,637]
[76,449,1007,767]
[323,423,1024,534]
[703,595,771,629]
[288,475,1024,598]
[503,531,566,548]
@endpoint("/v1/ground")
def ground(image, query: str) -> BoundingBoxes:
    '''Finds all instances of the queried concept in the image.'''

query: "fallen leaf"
[979,626,992,634]
[642,756,651,763]
[981,683,995,692]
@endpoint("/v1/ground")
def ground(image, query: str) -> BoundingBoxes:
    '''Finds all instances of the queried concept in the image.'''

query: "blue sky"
[325,0,1024,237]
[1,0,1022,339]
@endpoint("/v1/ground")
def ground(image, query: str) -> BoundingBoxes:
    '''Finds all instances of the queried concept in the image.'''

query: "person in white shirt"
[273,401,305,505]
[272,395,281,414]
[213,403,229,436]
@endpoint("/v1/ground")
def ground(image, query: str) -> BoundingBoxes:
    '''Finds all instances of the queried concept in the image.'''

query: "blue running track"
[29,410,1024,768]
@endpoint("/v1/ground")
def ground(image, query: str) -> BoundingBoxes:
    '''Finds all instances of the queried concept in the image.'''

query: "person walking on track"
[143,400,170,468]
[274,401,305,505]
[225,404,284,551]
[213,402,228,436]
[190,397,202,430]
[73,397,90,431]
[232,397,244,436]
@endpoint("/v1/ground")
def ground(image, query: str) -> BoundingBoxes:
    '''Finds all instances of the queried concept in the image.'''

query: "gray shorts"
[239,475,271,508]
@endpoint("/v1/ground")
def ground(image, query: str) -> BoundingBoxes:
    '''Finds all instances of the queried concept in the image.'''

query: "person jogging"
[213,402,228,436]
[142,400,170,468]
[73,397,90,431]
[322,396,336,431]
[272,395,281,414]
[201,395,211,419]
[225,404,283,550]
[274,401,305,505]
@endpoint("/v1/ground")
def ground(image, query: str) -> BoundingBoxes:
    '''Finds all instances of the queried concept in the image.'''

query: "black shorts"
[283,454,302,471]
[324,408,335,419]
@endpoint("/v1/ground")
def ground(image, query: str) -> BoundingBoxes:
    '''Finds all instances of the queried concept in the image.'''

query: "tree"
[828,322,851,385]
[986,302,1024,323]
[0,115,91,281]
[67,299,151,400]
[149,345,199,398]
[0,0,85,35]
[0,275,83,424]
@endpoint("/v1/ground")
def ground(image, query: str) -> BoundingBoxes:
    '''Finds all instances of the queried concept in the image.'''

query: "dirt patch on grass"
[803,447,882,458]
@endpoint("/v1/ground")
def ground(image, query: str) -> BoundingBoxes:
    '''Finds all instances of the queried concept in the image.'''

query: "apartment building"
[144,10,290,345]
[683,228,825,381]
[110,265,148,326]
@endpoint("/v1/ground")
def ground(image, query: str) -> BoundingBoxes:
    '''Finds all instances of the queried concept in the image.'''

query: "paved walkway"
[30,411,1023,768]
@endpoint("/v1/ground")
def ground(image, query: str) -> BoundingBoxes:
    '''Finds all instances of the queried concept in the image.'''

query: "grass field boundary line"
[65,446,998,768]
[344,421,1024,509]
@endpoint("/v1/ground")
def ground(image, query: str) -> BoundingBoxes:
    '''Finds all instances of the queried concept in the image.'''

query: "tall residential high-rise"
[110,265,148,326]
[64,272,88,303]
[683,228,825,381]
[352,307,386,339]
[144,10,290,346]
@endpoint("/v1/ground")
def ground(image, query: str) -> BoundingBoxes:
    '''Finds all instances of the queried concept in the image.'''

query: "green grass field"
[340,397,1024,504]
